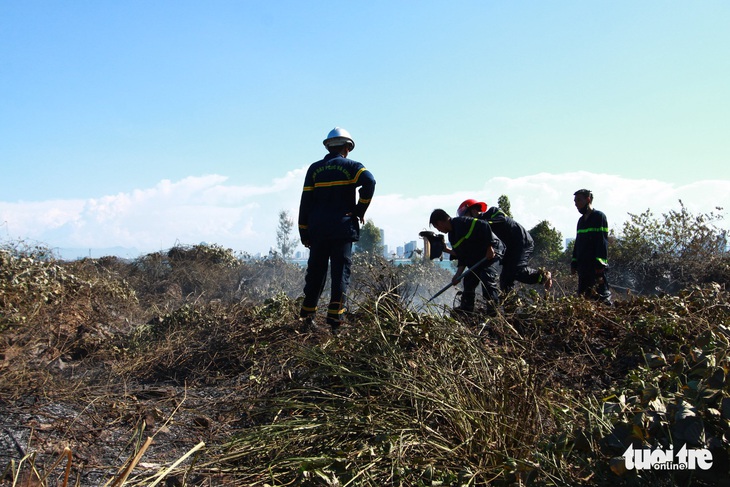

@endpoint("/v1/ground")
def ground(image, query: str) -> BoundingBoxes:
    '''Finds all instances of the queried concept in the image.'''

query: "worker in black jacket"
[429,209,502,315]
[571,189,612,304]
[457,198,552,293]
[298,127,376,332]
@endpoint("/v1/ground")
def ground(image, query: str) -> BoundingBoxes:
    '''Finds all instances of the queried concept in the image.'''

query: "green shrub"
[610,202,729,294]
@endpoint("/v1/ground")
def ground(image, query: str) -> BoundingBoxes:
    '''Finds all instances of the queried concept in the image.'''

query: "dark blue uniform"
[571,209,611,303]
[448,216,502,313]
[480,207,544,292]
[298,152,376,327]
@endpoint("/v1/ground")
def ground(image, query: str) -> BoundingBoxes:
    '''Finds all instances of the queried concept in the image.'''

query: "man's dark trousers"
[500,244,542,292]
[301,239,353,326]
[460,260,500,313]
[577,267,612,304]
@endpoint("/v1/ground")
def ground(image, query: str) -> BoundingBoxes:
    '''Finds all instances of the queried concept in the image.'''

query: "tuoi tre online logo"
[623,444,713,471]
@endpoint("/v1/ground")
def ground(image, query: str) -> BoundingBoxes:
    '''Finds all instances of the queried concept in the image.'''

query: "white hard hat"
[323,127,355,151]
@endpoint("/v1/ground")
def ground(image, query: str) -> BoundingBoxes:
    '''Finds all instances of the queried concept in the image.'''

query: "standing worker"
[298,127,376,333]
[457,199,552,293]
[571,189,612,304]
[429,209,502,316]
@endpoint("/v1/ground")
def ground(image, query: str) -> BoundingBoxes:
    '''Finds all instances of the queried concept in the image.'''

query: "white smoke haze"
[1,169,728,259]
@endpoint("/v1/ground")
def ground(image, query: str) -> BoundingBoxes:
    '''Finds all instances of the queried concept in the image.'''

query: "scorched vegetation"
[1,227,729,486]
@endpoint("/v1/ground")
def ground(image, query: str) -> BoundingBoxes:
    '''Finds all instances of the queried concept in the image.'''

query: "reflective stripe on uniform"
[576,227,608,234]
[314,167,368,188]
[452,219,478,250]
[327,302,346,315]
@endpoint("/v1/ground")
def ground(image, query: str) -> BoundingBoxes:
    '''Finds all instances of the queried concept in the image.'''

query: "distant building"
[380,229,389,257]
[404,240,418,258]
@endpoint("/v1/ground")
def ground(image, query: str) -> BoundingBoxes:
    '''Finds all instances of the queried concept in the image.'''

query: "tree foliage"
[276,210,298,259]
[562,238,575,267]
[497,194,513,218]
[529,220,563,267]
[610,201,729,293]
[356,220,383,256]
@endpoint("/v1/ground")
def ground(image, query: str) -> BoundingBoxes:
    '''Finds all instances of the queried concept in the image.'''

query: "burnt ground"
[1,300,627,487]
[0,296,335,487]
[2,365,241,485]
[2,282,729,486]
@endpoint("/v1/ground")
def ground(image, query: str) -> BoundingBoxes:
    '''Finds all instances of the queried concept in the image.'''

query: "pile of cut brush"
[1,242,729,486]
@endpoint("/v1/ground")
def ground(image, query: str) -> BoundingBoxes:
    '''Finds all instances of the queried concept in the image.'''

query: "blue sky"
[1,1,729,257]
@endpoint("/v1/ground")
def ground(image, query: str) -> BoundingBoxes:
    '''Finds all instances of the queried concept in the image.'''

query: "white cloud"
[369,171,730,252]
[0,173,303,256]
[1,170,728,259]
[0,200,86,235]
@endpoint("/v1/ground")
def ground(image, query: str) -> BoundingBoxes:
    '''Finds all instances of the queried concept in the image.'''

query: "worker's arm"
[452,265,466,286]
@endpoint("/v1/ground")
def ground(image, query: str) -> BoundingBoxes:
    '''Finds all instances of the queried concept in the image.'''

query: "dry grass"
[1,242,729,486]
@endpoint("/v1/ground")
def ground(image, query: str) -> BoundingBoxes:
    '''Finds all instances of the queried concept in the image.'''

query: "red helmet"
[457,199,487,217]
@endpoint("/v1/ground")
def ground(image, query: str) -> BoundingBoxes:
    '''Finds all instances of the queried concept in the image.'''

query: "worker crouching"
[429,209,502,316]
